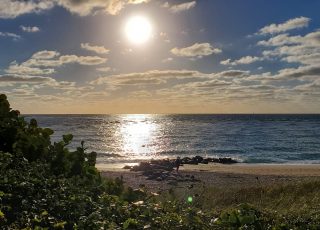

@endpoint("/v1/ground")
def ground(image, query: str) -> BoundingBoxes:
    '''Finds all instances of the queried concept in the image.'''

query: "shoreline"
[97,163,320,176]
[99,163,320,191]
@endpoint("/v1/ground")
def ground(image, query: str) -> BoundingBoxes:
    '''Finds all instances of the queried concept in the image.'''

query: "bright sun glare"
[125,16,152,44]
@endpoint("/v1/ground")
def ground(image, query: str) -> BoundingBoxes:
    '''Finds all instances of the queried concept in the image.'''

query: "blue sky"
[1,0,320,113]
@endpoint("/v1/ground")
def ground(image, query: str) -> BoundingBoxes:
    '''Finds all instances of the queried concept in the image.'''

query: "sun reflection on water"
[120,114,160,160]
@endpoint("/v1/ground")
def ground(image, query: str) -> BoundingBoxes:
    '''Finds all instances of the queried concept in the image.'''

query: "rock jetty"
[123,156,238,182]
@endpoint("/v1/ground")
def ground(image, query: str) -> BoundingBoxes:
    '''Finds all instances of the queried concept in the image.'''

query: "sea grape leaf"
[62,134,73,144]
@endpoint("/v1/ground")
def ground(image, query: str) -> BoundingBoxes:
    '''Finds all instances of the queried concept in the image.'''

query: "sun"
[125,16,152,44]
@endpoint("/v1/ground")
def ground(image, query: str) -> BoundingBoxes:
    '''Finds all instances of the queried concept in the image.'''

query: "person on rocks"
[175,157,181,172]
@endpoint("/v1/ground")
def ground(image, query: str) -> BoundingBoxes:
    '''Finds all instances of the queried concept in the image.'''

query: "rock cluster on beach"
[123,156,238,182]
[180,156,238,165]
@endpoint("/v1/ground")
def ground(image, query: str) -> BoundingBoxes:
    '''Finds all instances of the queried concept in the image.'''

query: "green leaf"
[123,218,138,229]
[62,134,73,144]
[41,210,48,216]
[43,128,54,136]
[54,221,67,229]
[0,210,5,219]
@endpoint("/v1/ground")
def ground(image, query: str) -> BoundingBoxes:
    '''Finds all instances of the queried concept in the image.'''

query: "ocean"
[25,114,320,164]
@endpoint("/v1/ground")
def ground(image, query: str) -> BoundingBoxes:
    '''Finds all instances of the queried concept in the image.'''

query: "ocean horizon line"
[23,113,320,116]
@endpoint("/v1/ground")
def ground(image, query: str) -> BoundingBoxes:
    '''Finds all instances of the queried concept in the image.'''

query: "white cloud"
[5,63,55,75]
[0,0,54,19]
[294,79,320,92]
[97,67,112,72]
[81,43,109,54]
[0,0,150,19]
[56,0,150,16]
[0,32,21,40]
[277,65,320,79]
[90,70,200,85]
[0,74,55,83]
[247,65,320,83]
[155,74,284,104]
[114,78,166,85]
[220,56,262,66]
[20,25,40,32]
[32,50,60,59]
[171,43,221,58]
[259,31,320,48]
[258,30,320,66]
[257,33,302,46]
[163,1,196,13]
[59,55,107,65]
[220,59,231,65]
[258,16,310,35]
[215,70,250,78]
[21,50,107,67]
[3,50,107,89]
[186,79,232,88]
[23,58,62,67]
[305,31,320,45]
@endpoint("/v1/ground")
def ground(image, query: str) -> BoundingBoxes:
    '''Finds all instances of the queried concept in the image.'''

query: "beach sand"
[181,163,320,176]
[99,163,320,192]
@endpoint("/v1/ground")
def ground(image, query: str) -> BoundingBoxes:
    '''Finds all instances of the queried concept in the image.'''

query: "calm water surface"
[26,114,320,164]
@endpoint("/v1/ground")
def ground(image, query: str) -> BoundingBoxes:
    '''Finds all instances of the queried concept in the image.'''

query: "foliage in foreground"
[0,93,320,229]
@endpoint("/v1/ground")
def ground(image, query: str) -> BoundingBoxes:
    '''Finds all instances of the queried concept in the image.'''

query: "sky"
[1,0,320,114]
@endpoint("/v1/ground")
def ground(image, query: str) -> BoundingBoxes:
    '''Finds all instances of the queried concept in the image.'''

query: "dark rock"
[201,159,209,164]
[131,155,237,182]
[123,165,133,169]
[211,158,220,163]
[194,155,203,163]
[218,157,238,164]
[131,162,152,171]
[181,157,191,164]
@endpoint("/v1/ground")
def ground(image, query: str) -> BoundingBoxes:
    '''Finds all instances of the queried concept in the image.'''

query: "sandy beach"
[99,163,320,192]
[181,163,320,176]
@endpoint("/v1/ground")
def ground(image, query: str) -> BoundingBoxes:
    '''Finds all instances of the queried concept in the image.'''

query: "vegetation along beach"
[1,95,320,229]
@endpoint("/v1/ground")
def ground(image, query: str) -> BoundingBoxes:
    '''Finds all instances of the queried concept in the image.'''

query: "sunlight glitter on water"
[119,114,162,160]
